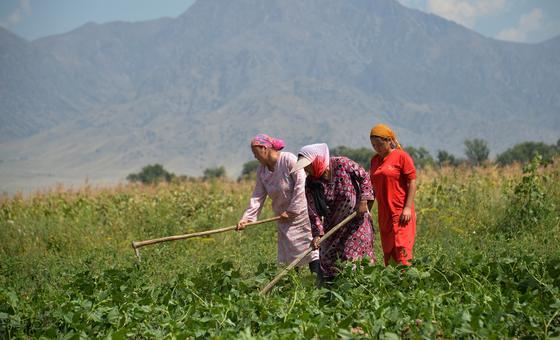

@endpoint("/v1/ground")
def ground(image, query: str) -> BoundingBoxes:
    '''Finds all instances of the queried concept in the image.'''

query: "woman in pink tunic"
[237,134,320,276]
[292,143,375,280]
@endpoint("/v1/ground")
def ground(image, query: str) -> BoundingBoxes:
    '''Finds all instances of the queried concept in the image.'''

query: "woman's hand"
[357,200,369,216]
[399,207,412,226]
[279,211,297,221]
[311,236,321,249]
[236,220,248,231]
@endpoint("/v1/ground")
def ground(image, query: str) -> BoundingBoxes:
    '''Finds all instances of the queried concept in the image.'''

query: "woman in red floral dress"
[291,143,375,280]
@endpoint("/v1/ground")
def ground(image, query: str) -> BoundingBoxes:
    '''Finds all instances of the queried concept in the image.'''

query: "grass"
[1,158,559,337]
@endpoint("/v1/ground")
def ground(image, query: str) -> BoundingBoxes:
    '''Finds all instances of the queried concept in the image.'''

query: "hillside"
[0,0,559,193]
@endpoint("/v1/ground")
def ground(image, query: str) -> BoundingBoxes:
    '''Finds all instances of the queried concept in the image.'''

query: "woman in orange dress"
[369,124,417,266]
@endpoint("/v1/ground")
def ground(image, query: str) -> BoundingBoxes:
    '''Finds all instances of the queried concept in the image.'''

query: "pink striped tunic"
[242,152,319,266]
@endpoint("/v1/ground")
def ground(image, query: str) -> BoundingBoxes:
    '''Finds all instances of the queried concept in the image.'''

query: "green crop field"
[1,156,559,338]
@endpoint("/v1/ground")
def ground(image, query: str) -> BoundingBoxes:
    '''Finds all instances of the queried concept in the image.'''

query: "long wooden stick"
[259,211,357,295]
[131,216,281,261]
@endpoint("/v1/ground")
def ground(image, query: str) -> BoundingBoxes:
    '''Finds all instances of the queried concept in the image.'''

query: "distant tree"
[203,166,226,180]
[496,141,558,166]
[404,146,435,169]
[331,146,373,169]
[436,150,460,167]
[238,160,260,181]
[464,139,489,166]
[127,164,175,184]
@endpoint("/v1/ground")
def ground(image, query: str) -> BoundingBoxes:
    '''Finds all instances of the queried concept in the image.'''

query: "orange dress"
[370,149,416,265]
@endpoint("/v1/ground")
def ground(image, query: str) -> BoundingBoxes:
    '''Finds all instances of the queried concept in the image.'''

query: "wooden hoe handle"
[259,211,357,295]
[131,215,281,261]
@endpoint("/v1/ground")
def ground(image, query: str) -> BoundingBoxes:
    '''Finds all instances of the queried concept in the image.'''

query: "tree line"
[127,138,559,184]
[329,138,559,171]
[126,164,228,185]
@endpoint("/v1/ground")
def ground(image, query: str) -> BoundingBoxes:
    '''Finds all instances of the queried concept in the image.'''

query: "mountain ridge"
[0,0,558,193]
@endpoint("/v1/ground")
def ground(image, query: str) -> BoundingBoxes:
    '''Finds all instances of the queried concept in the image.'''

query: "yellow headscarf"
[370,124,402,149]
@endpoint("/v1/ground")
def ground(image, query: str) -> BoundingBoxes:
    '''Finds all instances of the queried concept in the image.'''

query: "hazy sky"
[398,0,560,43]
[1,0,559,43]
[0,0,196,40]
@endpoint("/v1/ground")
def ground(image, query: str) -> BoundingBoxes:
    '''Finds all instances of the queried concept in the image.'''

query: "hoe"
[260,211,357,295]
[131,216,281,261]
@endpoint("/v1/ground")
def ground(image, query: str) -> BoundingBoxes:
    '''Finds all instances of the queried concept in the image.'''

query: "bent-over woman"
[292,143,375,280]
[237,134,320,276]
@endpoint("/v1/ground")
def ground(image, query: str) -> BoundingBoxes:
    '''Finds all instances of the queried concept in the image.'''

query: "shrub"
[126,164,175,184]
[497,154,555,235]
[464,139,489,166]
[331,146,373,170]
[203,166,226,180]
[238,160,260,181]
[436,150,460,167]
[405,146,435,169]
[496,141,558,166]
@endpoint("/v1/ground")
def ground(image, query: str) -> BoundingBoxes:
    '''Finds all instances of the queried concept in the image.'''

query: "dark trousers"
[308,259,324,285]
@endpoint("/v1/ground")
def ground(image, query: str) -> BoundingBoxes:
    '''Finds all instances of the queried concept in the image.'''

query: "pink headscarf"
[298,143,330,179]
[250,134,285,151]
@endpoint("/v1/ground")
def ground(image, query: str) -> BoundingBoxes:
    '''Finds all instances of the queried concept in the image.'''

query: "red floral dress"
[306,157,375,278]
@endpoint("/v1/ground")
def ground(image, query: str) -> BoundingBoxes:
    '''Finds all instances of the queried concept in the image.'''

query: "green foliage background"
[464,139,490,166]
[1,158,560,338]
[496,141,559,166]
[203,166,227,180]
[126,164,175,184]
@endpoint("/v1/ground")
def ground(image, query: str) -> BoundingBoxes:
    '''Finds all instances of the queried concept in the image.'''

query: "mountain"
[0,26,79,141]
[1,0,559,193]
